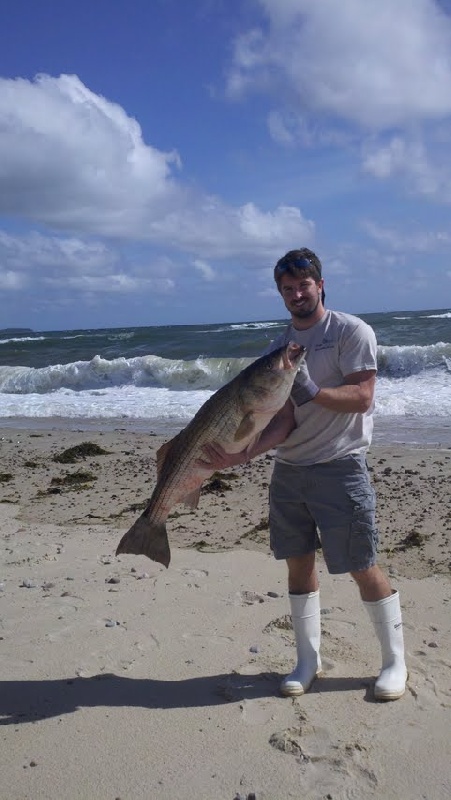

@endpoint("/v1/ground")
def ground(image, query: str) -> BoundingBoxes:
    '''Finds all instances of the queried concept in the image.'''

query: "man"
[202,248,407,701]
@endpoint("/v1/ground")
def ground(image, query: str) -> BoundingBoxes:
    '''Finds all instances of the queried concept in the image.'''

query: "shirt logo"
[315,337,335,351]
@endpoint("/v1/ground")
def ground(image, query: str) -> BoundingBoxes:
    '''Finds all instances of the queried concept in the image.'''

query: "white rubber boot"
[280,590,322,697]
[364,590,407,701]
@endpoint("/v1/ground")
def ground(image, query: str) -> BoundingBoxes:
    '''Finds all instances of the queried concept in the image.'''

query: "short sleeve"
[338,321,378,376]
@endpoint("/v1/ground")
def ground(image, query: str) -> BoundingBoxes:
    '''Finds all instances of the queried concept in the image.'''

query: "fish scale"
[116,342,305,566]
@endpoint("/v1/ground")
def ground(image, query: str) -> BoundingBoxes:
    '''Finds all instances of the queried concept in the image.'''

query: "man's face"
[278,273,323,320]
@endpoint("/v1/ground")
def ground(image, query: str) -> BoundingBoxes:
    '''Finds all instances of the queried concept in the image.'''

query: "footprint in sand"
[406,652,451,708]
[179,568,209,579]
[269,727,310,760]
[216,672,277,706]
[239,698,277,726]
[182,631,234,646]
[269,725,378,796]
[237,590,267,605]
[75,638,156,677]
[321,617,357,633]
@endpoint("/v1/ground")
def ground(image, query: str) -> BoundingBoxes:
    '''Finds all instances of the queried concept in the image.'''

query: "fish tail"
[116,514,171,568]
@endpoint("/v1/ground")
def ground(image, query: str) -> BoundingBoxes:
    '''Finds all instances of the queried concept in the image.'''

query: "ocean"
[1,309,450,446]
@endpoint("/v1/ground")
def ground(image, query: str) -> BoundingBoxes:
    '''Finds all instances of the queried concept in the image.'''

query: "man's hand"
[290,361,320,406]
[197,398,297,470]
[197,442,247,470]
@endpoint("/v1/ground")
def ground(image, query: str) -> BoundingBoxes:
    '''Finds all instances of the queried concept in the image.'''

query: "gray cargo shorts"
[269,453,378,574]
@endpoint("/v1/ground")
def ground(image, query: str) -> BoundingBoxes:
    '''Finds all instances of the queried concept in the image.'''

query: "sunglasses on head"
[274,256,320,275]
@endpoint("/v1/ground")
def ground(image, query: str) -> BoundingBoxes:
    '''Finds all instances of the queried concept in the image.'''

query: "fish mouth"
[283,342,306,369]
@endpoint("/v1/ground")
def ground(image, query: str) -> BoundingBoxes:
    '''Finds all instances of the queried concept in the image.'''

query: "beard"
[289,294,321,320]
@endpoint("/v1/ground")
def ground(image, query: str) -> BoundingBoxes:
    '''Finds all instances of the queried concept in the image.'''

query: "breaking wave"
[0,354,254,394]
[0,343,449,396]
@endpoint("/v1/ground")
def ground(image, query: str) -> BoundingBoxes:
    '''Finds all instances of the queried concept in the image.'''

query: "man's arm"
[199,399,296,470]
[312,370,376,413]
[200,369,375,470]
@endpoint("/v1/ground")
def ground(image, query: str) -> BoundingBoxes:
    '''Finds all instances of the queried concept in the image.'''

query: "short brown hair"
[273,248,322,287]
[274,248,325,304]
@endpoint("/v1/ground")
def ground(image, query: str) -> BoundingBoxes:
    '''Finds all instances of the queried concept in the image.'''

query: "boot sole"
[374,688,406,701]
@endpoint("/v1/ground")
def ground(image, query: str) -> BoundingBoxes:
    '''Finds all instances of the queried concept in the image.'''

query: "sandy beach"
[1,427,450,799]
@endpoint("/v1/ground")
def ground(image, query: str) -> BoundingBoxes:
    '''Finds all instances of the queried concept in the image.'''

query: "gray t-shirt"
[265,310,378,465]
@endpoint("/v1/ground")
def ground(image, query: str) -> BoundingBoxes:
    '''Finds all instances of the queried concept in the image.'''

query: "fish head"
[263,341,306,389]
[280,341,306,372]
[239,342,305,411]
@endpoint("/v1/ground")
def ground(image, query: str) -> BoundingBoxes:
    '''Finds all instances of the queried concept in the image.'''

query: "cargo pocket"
[347,485,379,570]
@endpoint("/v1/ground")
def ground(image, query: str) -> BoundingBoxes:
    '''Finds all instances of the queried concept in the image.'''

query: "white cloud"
[43,274,174,294]
[0,74,180,232]
[238,202,308,244]
[362,220,451,252]
[0,230,116,272]
[0,270,27,289]
[0,73,312,259]
[362,137,411,179]
[228,0,451,129]
[193,259,216,281]
[0,229,178,296]
[267,110,296,146]
[267,109,354,149]
[147,200,314,260]
[326,257,352,277]
[362,134,451,201]
[225,1,451,206]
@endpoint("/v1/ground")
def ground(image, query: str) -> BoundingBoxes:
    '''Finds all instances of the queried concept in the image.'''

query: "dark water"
[0,310,450,445]
[1,309,450,369]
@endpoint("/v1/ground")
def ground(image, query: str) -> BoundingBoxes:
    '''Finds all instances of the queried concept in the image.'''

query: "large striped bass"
[116,342,304,567]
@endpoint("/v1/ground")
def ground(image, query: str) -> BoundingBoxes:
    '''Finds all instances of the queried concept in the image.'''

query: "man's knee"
[350,564,392,601]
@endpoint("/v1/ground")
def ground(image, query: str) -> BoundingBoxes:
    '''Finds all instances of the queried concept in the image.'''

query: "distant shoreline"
[0,327,33,335]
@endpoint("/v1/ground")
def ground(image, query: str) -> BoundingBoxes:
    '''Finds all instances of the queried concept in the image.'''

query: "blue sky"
[1,0,451,331]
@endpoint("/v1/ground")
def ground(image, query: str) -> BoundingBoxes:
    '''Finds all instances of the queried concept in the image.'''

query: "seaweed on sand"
[53,442,110,464]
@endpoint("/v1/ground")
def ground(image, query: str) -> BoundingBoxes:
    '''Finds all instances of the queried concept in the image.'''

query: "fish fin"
[182,487,202,509]
[244,432,261,458]
[156,438,176,478]
[234,412,256,442]
[116,515,171,568]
